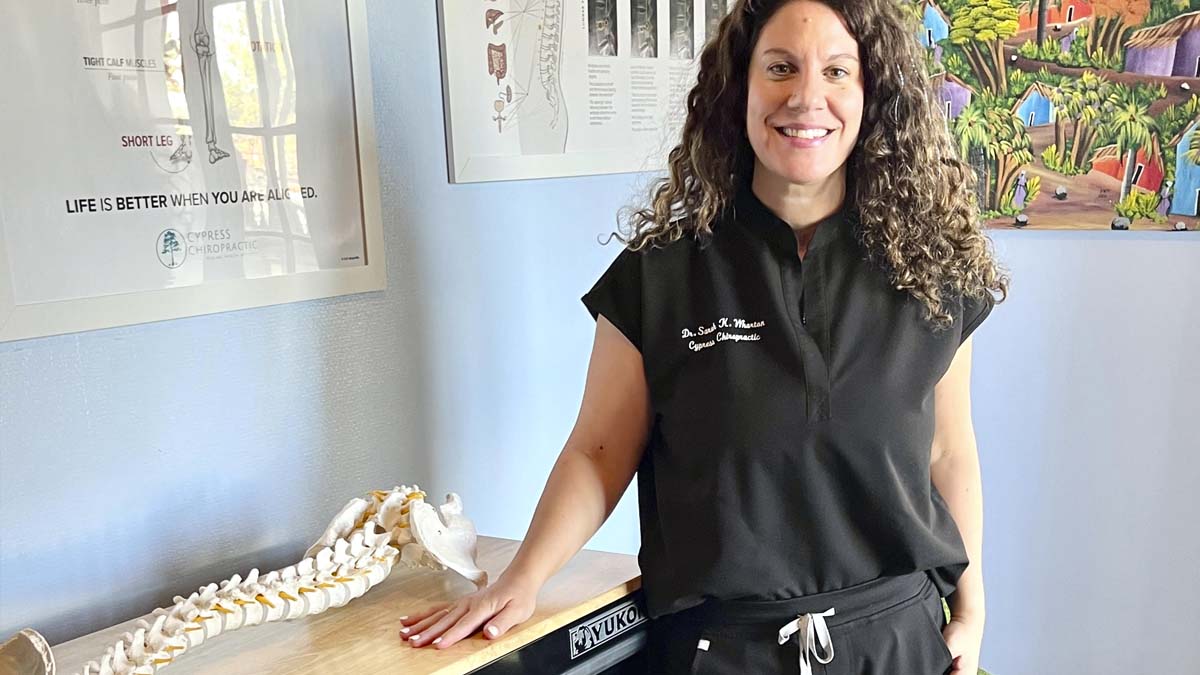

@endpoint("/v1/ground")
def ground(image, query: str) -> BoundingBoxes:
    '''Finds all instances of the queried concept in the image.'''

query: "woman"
[399,1,1007,673]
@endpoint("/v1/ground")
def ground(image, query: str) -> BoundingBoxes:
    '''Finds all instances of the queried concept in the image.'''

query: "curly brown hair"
[613,0,1008,329]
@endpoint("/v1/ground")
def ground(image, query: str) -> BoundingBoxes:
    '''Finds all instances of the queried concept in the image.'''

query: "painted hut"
[919,1,950,61]
[1011,83,1057,128]
[1017,1,1093,32]
[1124,11,1200,78]
[932,72,976,120]
[1169,117,1200,216]
[1091,137,1166,194]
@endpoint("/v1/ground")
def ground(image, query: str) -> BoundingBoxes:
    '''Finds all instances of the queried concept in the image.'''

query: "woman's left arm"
[930,337,986,672]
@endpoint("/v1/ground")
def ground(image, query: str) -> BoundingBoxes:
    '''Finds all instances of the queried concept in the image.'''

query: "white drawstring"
[777,607,836,675]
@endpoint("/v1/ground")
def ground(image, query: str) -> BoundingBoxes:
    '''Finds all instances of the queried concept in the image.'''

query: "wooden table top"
[51,536,642,675]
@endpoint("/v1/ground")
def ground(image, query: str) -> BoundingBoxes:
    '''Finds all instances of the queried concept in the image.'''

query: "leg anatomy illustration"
[190,0,229,164]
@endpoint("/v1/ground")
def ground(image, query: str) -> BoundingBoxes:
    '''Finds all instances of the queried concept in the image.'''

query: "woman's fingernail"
[399,615,408,621]
[400,628,409,634]
[433,637,442,645]
[486,626,499,637]
[410,634,421,641]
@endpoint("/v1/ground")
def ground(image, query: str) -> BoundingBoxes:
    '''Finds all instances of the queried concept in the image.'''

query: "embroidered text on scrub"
[777,607,836,675]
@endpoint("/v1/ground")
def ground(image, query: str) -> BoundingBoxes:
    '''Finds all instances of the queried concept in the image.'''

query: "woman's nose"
[786,72,826,112]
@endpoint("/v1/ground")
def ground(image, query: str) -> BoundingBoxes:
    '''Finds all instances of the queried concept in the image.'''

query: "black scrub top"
[580,183,995,620]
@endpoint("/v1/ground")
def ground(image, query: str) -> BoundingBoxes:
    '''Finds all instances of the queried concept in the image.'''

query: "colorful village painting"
[912,0,1200,231]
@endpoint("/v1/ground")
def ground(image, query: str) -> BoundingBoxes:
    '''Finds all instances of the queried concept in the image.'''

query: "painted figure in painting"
[1157,179,1174,215]
[1013,170,1029,209]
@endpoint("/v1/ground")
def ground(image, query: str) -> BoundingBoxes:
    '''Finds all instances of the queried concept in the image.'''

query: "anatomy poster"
[0,0,370,308]
[917,0,1200,231]
[438,0,734,183]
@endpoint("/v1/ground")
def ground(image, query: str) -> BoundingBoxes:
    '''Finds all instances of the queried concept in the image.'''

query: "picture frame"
[0,0,386,343]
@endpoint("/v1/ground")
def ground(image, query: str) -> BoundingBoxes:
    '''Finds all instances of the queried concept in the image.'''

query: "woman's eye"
[768,63,792,75]
[827,67,848,78]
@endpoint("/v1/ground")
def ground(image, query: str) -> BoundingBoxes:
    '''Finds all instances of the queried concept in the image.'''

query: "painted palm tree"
[1036,0,1049,46]
[1185,129,1200,165]
[1037,0,1071,43]
[1110,99,1157,200]
[1186,131,1200,166]
[1088,0,1151,62]
[1065,71,1118,170]
[953,99,992,209]
[984,103,1034,210]
[949,0,1020,94]
[1047,83,1071,161]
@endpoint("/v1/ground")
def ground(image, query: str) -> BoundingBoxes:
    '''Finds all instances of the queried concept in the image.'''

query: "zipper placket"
[784,254,832,422]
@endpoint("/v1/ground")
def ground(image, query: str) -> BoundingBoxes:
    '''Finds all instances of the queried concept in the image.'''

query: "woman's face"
[745,0,864,189]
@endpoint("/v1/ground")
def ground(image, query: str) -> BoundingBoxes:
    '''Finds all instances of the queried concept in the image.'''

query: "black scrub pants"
[643,570,954,675]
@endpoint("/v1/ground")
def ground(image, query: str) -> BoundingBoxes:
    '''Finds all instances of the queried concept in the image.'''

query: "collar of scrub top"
[730,178,856,263]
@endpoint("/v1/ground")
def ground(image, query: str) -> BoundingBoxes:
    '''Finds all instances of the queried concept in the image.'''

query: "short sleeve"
[581,248,643,352]
[960,290,995,345]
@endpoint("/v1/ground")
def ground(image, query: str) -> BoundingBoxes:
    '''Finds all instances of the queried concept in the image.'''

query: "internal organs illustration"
[190,0,229,164]
[486,9,504,34]
[486,0,567,152]
[487,43,508,85]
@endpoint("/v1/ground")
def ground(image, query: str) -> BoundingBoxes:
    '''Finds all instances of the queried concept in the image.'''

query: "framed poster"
[437,0,735,183]
[0,0,385,343]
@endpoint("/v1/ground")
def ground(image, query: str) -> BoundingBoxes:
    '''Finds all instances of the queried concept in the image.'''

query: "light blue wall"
[971,231,1199,674]
[1,3,1198,675]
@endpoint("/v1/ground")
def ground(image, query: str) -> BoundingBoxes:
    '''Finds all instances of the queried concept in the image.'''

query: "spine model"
[75,485,486,675]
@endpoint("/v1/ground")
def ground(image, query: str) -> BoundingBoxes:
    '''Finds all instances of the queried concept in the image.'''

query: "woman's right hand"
[398,316,649,651]
[398,572,540,650]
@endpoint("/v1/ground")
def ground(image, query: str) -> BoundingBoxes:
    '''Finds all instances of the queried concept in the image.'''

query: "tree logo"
[156,229,187,269]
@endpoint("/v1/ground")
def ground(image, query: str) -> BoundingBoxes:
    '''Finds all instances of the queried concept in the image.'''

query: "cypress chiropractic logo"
[568,600,646,659]
[156,228,259,268]
[156,229,187,269]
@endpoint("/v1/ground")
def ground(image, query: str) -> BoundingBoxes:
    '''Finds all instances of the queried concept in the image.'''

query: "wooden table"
[52,537,643,674]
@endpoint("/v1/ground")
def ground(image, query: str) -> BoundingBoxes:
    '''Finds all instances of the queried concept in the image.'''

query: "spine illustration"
[537,0,564,126]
